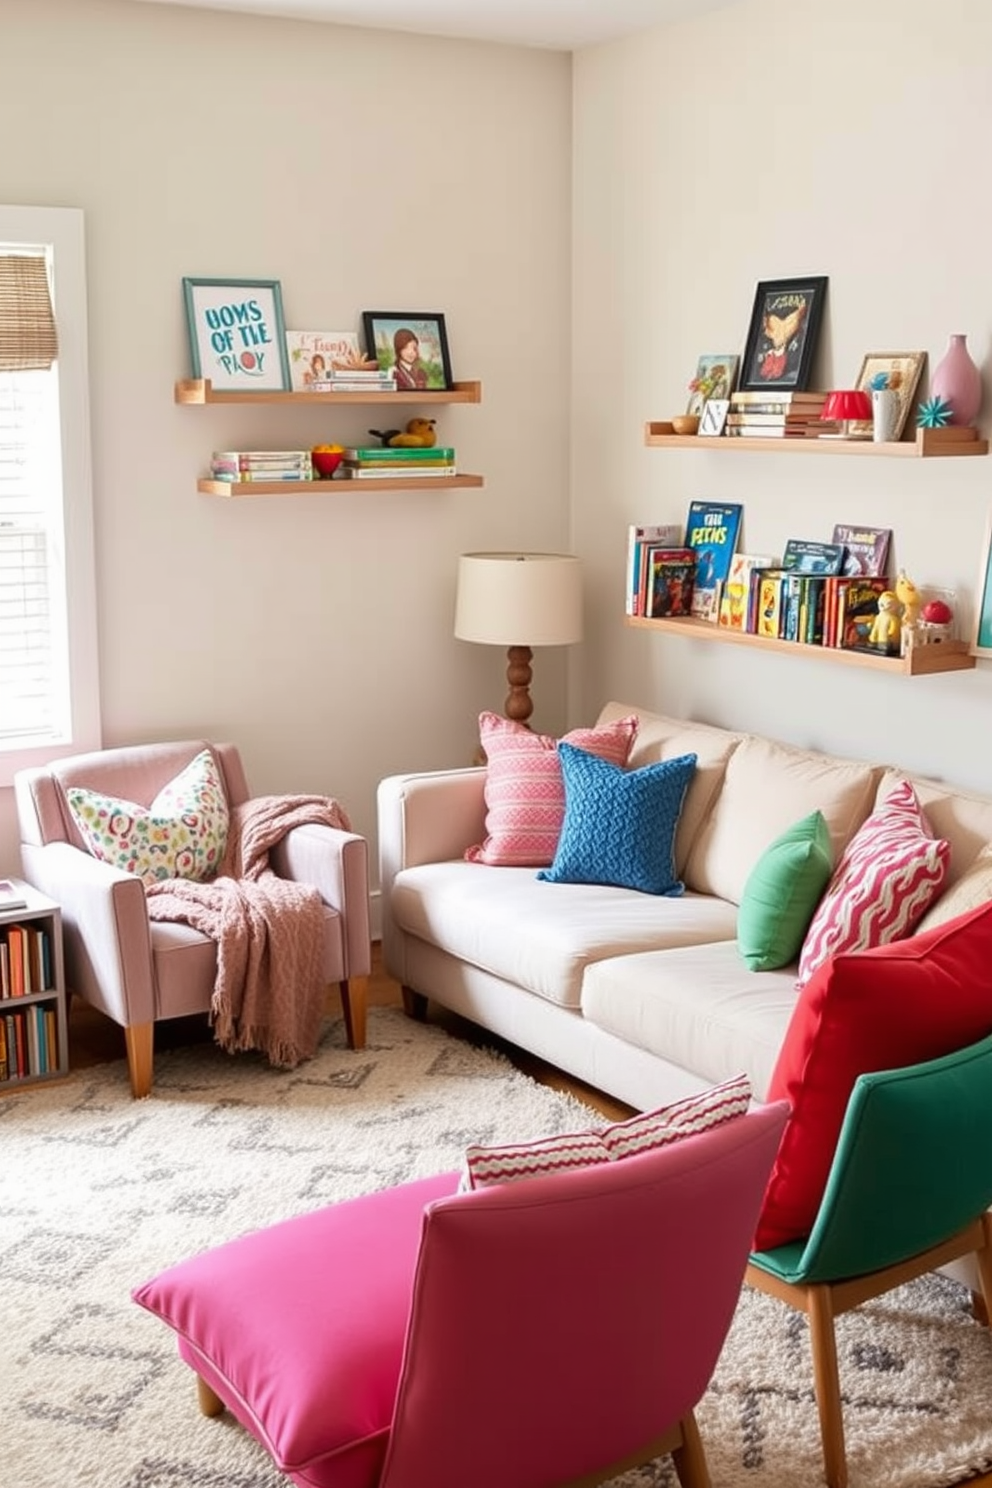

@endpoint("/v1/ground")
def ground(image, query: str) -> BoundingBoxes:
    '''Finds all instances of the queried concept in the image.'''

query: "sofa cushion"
[464,712,637,868]
[756,900,992,1251]
[915,843,992,934]
[874,768,992,890]
[391,862,738,1009]
[797,780,950,988]
[684,734,879,904]
[537,745,696,896]
[596,702,741,873]
[65,748,229,888]
[737,811,833,971]
[581,940,798,1099]
[460,1074,751,1189]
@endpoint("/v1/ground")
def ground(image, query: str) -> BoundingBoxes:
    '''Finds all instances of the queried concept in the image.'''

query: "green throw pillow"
[737,810,833,971]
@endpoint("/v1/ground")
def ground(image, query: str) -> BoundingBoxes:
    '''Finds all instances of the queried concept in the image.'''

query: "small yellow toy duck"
[895,569,921,627]
[368,418,437,449]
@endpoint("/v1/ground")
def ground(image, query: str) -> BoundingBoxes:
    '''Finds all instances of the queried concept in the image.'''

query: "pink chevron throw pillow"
[460,1074,751,1190]
[796,780,949,988]
[465,711,638,867]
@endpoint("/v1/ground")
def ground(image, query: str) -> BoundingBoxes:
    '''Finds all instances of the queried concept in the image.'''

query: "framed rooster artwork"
[739,276,828,392]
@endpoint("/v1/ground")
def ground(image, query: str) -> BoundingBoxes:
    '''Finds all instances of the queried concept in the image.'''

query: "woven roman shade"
[0,254,58,370]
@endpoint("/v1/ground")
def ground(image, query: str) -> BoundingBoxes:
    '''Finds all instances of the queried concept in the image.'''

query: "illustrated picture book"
[718,551,778,631]
[831,523,892,578]
[782,538,846,576]
[684,501,743,621]
[285,330,371,389]
[646,548,696,619]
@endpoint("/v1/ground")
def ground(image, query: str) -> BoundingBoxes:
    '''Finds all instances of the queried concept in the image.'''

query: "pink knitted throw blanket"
[146,794,352,1068]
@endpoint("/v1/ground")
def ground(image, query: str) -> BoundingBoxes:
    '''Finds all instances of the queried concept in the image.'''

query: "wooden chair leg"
[338,975,368,1050]
[971,1212,992,1326]
[807,1284,848,1488]
[124,1022,154,1099]
[671,1409,712,1488]
[402,985,428,1021]
[196,1374,225,1417]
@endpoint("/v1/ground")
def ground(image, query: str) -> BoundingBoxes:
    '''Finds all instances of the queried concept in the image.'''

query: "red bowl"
[312,450,343,478]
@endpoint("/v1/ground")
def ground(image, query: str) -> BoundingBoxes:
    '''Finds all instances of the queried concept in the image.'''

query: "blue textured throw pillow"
[537,743,697,895]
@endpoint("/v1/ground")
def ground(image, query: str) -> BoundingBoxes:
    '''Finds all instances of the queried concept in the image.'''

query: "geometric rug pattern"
[3,1006,992,1488]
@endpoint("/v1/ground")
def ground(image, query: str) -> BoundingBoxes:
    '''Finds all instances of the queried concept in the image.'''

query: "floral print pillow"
[66,749,229,887]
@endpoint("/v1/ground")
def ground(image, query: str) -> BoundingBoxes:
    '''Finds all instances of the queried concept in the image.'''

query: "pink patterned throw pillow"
[465,711,638,867]
[460,1074,751,1190]
[796,780,950,987]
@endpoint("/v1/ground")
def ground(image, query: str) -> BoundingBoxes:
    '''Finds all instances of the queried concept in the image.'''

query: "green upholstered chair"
[747,1032,992,1488]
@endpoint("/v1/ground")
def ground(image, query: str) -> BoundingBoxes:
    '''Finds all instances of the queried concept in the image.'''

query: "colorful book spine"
[210,470,313,483]
[339,465,457,479]
[344,446,455,462]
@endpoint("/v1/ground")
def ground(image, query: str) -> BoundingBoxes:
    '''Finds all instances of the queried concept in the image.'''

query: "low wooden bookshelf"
[625,614,977,675]
[176,379,483,406]
[0,881,68,1092]
[197,474,484,497]
[644,422,989,458]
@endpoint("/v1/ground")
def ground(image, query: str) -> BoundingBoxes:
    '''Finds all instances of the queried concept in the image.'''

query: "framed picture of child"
[361,312,453,391]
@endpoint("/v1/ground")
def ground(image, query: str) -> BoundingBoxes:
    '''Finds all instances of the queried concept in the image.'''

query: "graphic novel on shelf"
[718,552,778,631]
[684,501,743,621]
[646,548,696,619]
[625,523,684,615]
[782,539,846,576]
[839,577,893,651]
[831,523,893,578]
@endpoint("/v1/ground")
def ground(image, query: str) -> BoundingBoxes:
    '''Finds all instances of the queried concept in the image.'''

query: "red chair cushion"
[755,899,992,1251]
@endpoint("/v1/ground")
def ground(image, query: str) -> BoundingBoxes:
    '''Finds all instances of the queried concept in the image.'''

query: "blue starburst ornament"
[917,396,953,428]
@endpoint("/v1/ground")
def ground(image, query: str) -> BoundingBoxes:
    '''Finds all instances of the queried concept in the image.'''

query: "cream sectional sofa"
[378,701,992,1113]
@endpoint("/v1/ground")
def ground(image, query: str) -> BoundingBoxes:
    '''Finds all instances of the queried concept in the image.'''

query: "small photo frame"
[973,514,992,657]
[699,398,730,437]
[687,355,738,416]
[852,351,926,442]
[182,277,291,391]
[740,276,828,392]
[362,311,452,391]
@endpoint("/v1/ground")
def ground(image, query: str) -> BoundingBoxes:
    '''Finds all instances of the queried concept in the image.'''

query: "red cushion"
[755,900,992,1251]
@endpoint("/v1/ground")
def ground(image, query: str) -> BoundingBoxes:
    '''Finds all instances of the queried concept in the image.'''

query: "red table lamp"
[821,388,872,439]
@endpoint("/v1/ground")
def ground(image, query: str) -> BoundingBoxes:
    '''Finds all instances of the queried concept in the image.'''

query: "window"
[0,205,100,786]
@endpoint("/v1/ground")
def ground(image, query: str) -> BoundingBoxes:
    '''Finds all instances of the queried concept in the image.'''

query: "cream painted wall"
[0,0,573,871]
[572,0,992,794]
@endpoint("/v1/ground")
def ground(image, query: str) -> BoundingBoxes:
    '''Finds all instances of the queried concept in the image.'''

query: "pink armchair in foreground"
[15,740,371,1098]
[133,1098,789,1488]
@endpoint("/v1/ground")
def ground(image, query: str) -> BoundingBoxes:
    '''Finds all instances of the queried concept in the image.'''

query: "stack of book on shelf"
[310,367,397,393]
[725,391,829,438]
[1,922,57,1082]
[210,450,314,483]
[625,522,685,615]
[340,445,457,479]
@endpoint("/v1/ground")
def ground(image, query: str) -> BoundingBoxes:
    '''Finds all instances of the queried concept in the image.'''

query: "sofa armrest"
[269,826,371,980]
[19,840,155,1027]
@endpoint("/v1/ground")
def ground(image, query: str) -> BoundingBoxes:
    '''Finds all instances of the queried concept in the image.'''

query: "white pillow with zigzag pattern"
[796,780,949,988]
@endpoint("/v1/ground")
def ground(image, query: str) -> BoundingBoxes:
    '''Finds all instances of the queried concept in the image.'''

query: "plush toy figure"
[895,569,921,627]
[368,418,437,448]
[869,590,902,652]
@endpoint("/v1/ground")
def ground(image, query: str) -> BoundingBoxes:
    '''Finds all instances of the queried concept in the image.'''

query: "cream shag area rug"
[4,1006,992,1488]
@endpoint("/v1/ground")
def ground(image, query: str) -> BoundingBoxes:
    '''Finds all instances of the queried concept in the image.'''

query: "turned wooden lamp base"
[504,645,535,726]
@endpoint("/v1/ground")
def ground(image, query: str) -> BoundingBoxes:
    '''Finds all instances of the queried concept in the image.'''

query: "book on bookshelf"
[343,446,456,463]
[782,539,846,576]
[0,879,27,911]
[838,577,893,651]
[209,469,314,483]
[718,552,778,631]
[730,391,826,407]
[724,425,816,439]
[339,464,457,479]
[212,450,313,465]
[684,501,743,621]
[646,547,696,619]
[725,412,824,427]
[831,523,893,578]
[285,330,374,390]
[625,523,683,615]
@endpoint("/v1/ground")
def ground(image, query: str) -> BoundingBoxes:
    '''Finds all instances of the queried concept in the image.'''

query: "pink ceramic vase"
[930,333,982,426]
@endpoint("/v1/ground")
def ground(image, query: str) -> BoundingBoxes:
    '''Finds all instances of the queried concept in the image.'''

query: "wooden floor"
[65,950,992,1488]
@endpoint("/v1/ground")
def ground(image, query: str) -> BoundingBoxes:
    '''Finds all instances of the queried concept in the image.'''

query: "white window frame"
[0,204,100,787]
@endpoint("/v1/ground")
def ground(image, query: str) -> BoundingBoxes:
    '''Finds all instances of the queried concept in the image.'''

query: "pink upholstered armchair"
[15,740,371,1098]
[133,1099,789,1488]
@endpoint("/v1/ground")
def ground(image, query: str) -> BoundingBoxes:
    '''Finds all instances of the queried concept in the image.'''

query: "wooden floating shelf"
[177,379,482,406]
[198,475,484,497]
[644,422,989,458]
[625,615,977,676]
